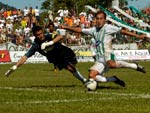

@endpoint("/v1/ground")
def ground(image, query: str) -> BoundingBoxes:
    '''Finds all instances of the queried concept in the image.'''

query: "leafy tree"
[41,0,53,11]
[41,0,127,15]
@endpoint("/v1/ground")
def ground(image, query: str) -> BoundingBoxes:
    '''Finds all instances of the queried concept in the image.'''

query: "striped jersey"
[82,24,121,60]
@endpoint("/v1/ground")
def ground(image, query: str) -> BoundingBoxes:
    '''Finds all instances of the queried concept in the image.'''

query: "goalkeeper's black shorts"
[47,46,77,70]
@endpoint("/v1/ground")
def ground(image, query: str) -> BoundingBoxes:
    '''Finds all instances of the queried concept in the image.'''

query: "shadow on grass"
[30,84,76,88]
[97,85,126,90]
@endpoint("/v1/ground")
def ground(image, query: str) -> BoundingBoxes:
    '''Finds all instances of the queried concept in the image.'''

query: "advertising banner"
[9,51,47,63]
[112,43,138,50]
[114,50,150,60]
[0,42,28,51]
[0,50,11,62]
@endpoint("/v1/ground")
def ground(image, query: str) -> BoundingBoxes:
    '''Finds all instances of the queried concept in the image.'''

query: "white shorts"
[89,62,108,74]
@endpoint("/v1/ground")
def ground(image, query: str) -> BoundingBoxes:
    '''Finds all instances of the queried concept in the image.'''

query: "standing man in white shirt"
[58,7,64,17]
[34,6,40,21]
[23,6,29,16]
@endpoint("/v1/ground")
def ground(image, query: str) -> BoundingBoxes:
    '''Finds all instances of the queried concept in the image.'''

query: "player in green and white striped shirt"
[60,11,147,87]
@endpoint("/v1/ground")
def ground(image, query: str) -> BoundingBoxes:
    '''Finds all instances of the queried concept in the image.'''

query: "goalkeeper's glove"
[5,65,17,77]
[41,41,54,50]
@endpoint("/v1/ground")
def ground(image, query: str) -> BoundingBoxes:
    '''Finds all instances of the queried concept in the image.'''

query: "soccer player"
[60,11,147,87]
[5,25,87,84]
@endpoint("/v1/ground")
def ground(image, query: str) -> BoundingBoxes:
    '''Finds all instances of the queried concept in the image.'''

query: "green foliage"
[38,11,49,26]
[0,2,16,10]
[41,0,127,16]
[41,0,53,10]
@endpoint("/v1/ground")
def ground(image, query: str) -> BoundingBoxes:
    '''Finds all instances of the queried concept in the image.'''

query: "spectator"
[34,6,40,21]
[23,6,29,16]
[48,9,53,21]
[21,16,27,28]
[58,7,64,17]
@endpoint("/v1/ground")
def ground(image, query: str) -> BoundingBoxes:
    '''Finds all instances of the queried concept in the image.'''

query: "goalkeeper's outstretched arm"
[5,56,28,77]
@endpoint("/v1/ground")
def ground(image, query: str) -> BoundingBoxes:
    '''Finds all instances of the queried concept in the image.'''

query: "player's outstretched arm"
[121,29,147,40]
[41,35,63,50]
[5,56,28,77]
[59,25,82,33]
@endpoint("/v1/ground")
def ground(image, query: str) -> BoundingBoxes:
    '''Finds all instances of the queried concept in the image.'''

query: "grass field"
[0,61,150,113]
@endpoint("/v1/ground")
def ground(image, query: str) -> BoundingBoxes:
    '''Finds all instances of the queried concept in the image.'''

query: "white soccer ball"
[86,78,97,91]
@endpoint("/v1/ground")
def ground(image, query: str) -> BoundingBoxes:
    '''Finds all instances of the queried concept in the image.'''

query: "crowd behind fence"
[0,6,150,50]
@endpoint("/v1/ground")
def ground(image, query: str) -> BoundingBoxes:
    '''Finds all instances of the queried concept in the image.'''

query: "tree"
[41,0,53,11]
[41,0,127,16]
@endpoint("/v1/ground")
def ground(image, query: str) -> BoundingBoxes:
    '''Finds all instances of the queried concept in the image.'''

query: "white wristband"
[47,41,54,46]
[12,65,17,70]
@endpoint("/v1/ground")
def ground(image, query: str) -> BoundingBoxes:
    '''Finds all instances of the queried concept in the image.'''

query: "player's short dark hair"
[95,11,107,19]
[32,26,42,36]
[48,22,54,27]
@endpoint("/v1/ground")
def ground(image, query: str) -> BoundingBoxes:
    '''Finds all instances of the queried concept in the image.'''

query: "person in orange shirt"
[3,11,7,18]
[7,10,12,17]
[64,16,69,25]
[68,16,74,27]
[12,10,17,15]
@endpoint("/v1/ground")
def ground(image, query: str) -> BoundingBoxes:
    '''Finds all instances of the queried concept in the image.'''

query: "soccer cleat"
[135,62,146,73]
[113,76,126,87]
[53,69,57,72]
[84,79,89,85]
[5,69,13,77]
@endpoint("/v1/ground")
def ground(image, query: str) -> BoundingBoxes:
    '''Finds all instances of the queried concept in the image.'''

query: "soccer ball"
[85,78,97,91]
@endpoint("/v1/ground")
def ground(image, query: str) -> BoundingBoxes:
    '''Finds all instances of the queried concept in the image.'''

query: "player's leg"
[106,52,146,73]
[107,60,146,73]
[65,63,87,83]
[62,47,87,83]
[89,62,125,87]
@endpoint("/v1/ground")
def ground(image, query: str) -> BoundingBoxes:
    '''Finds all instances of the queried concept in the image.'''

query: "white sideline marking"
[89,92,150,99]
[0,87,150,100]
[3,96,150,104]
[0,86,150,98]
[0,86,48,92]
[1,86,150,105]
[4,97,114,104]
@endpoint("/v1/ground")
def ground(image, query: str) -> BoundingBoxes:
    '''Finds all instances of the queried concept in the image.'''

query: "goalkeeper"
[5,25,87,84]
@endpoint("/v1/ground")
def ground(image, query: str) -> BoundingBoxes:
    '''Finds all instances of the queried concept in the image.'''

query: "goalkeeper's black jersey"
[25,34,77,69]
